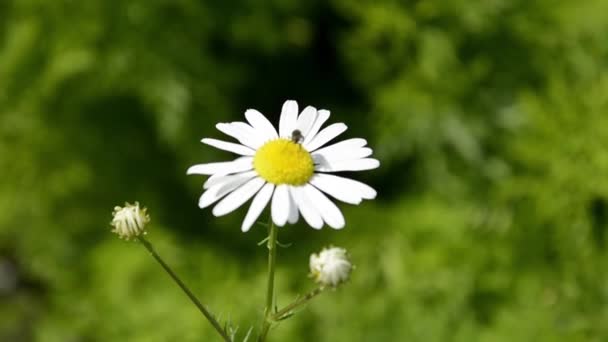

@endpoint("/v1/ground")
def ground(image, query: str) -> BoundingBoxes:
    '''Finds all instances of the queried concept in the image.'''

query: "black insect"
[291,129,304,144]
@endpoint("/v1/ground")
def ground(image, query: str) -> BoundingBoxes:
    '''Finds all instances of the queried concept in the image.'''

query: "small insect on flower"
[290,129,304,144]
[187,100,380,232]
[309,247,352,287]
[111,202,150,240]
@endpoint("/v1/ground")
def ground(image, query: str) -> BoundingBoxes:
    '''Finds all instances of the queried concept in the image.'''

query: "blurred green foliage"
[1,0,608,341]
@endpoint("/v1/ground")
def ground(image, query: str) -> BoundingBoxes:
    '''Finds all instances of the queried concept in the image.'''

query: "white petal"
[232,122,268,147]
[216,122,265,149]
[313,147,373,164]
[308,185,360,205]
[203,170,257,189]
[271,184,290,227]
[295,106,317,137]
[304,123,348,152]
[290,186,324,229]
[212,177,266,217]
[312,147,374,162]
[279,100,299,137]
[245,109,278,140]
[303,184,345,229]
[315,158,380,172]
[187,157,253,175]
[287,189,299,224]
[310,173,376,204]
[241,183,275,232]
[203,173,224,189]
[199,172,257,209]
[201,138,256,156]
[313,138,367,155]
[303,109,330,145]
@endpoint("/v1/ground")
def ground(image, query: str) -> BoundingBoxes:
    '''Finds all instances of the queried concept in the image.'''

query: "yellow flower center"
[254,139,314,185]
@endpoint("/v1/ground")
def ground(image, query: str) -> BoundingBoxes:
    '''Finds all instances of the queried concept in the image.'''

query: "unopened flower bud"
[111,202,150,240]
[309,247,352,287]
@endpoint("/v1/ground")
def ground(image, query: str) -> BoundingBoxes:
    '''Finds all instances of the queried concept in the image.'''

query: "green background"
[2,0,608,341]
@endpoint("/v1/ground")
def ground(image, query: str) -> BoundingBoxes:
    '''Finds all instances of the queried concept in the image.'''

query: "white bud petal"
[309,246,352,287]
[110,202,150,240]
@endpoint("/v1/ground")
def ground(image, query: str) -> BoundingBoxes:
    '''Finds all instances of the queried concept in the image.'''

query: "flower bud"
[111,202,150,240]
[309,247,352,287]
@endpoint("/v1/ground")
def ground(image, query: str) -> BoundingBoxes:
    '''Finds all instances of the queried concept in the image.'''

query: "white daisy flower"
[187,100,379,232]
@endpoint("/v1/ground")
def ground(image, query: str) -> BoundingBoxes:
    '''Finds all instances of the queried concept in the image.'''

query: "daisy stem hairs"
[272,287,325,322]
[137,236,232,342]
[258,220,279,342]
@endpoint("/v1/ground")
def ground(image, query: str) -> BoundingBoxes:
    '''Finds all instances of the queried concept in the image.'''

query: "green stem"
[137,236,231,342]
[258,221,279,342]
[272,287,324,321]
